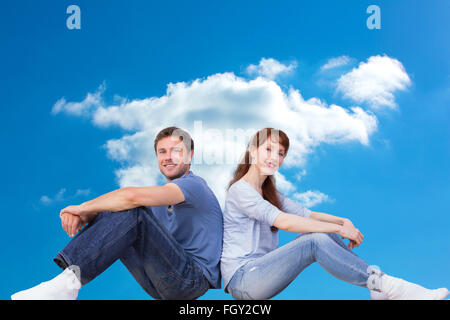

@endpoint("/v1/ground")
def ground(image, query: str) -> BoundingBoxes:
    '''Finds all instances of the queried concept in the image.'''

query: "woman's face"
[250,136,286,176]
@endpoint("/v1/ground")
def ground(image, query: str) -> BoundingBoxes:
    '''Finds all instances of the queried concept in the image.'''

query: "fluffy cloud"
[52,56,409,207]
[293,190,331,208]
[336,55,411,109]
[52,83,105,116]
[246,58,296,80]
[320,55,352,71]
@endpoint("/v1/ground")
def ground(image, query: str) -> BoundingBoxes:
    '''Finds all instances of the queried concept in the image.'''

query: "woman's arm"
[273,212,341,234]
[309,211,364,248]
[273,212,364,246]
[309,211,347,226]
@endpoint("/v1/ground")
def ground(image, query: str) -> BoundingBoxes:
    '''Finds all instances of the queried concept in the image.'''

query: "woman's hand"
[60,212,85,237]
[338,219,364,248]
[348,240,358,250]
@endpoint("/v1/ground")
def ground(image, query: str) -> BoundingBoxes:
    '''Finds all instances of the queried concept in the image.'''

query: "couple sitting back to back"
[12,127,449,300]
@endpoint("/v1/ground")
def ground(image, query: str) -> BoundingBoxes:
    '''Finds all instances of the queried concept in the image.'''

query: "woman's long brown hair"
[228,128,290,211]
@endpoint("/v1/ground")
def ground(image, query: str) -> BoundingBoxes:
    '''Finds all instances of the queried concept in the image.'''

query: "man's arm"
[60,183,185,223]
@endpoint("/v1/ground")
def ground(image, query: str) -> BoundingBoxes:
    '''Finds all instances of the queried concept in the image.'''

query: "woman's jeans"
[227,232,384,300]
[53,206,210,300]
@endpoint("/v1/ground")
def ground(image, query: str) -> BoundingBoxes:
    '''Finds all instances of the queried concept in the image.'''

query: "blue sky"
[1,0,449,300]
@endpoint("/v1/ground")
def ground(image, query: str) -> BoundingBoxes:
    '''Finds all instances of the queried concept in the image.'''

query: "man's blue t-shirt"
[151,171,223,289]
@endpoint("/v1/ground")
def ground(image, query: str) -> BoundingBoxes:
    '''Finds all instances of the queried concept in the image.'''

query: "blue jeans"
[227,232,383,300]
[53,206,210,300]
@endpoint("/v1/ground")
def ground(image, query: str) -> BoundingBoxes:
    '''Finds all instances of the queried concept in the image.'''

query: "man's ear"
[183,148,194,165]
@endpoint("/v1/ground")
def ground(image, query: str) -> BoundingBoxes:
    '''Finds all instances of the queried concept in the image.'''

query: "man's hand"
[60,204,97,225]
[338,219,364,249]
[60,212,85,237]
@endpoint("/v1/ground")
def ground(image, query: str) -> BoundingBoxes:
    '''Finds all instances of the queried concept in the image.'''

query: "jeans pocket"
[228,287,253,300]
[195,275,210,298]
[157,272,204,300]
[228,269,254,300]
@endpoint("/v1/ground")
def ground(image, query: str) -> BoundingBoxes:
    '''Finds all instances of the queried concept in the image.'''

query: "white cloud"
[294,169,307,181]
[40,188,91,206]
[74,189,91,197]
[274,171,296,194]
[52,82,105,116]
[51,56,411,207]
[115,165,164,188]
[320,55,352,71]
[292,190,330,208]
[39,195,53,205]
[336,55,411,109]
[40,188,66,205]
[246,58,296,80]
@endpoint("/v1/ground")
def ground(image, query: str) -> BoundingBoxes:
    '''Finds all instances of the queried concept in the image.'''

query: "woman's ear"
[249,145,258,165]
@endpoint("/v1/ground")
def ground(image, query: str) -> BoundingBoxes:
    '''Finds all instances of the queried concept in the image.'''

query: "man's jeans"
[54,206,210,300]
[227,232,383,300]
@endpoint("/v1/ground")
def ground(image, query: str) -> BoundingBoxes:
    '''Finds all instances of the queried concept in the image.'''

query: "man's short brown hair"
[154,126,194,153]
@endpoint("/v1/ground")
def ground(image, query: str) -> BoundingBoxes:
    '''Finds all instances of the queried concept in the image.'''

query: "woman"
[220,128,449,300]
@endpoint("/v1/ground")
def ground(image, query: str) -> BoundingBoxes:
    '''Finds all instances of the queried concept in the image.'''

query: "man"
[11,127,223,300]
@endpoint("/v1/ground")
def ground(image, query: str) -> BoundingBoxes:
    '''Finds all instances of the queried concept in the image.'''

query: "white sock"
[370,290,389,300]
[11,268,82,300]
[380,274,449,300]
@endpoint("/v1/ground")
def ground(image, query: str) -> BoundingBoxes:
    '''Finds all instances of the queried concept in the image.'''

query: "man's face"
[156,136,193,181]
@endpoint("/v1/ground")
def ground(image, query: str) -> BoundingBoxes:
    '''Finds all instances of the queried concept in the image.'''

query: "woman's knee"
[300,232,331,244]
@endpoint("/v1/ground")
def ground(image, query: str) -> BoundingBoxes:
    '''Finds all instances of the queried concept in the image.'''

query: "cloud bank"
[51,56,410,207]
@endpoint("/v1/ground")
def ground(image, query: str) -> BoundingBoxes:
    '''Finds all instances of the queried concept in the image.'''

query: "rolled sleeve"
[171,174,202,206]
[277,191,311,218]
[230,183,281,226]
